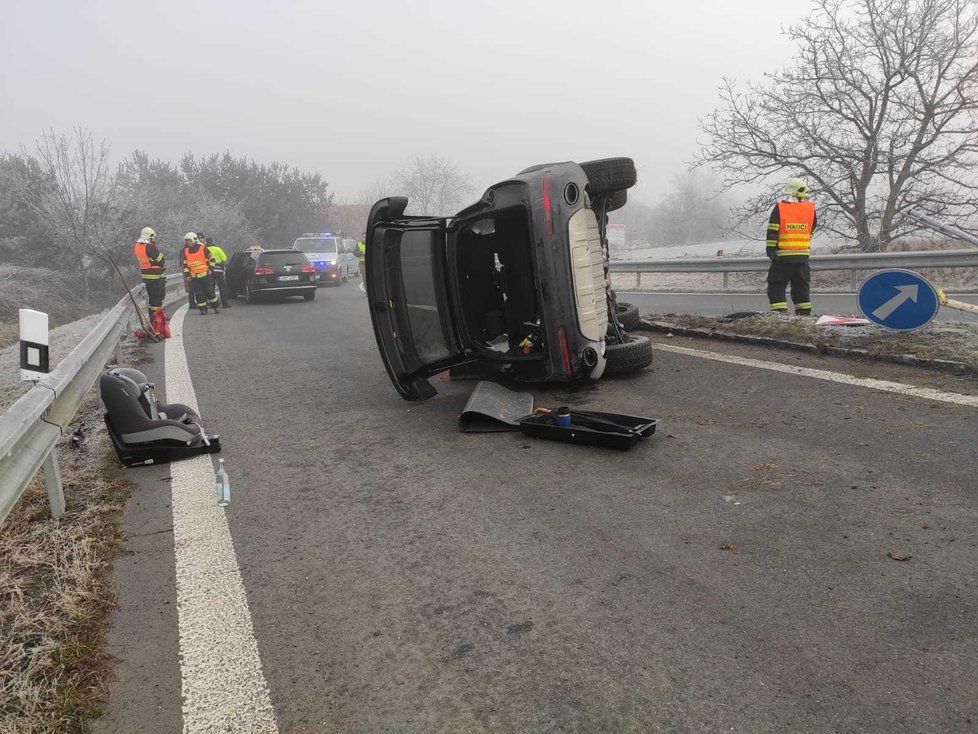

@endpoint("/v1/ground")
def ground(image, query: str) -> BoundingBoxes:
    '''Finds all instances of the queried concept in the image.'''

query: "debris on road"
[888,552,913,562]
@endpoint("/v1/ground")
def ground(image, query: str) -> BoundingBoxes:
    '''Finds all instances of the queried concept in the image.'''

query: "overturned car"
[365,157,653,401]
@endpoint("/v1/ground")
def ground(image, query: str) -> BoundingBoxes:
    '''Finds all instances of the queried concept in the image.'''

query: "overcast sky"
[0,0,810,205]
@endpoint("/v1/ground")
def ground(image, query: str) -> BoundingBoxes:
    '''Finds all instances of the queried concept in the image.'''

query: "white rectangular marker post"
[19,309,49,381]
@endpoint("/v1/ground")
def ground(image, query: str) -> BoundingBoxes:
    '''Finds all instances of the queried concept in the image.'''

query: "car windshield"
[260,252,308,266]
[294,238,338,254]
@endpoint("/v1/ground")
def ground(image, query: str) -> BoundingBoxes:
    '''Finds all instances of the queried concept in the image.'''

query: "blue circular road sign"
[857,268,940,330]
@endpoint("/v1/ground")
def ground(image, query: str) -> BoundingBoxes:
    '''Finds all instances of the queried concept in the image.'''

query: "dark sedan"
[226,248,318,303]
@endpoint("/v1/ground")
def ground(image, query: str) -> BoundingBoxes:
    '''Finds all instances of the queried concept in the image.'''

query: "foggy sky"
[0,0,808,205]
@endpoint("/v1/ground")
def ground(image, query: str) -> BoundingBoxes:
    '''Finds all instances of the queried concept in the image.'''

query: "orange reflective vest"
[775,201,816,257]
[134,241,165,278]
[183,246,210,277]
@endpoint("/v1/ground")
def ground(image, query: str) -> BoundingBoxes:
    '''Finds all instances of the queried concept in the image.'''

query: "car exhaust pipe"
[582,347,598,368]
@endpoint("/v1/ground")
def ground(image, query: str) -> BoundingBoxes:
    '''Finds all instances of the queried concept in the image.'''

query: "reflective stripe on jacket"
[774,200,815,257]
[134,241,165,278]
[183,245,211,277]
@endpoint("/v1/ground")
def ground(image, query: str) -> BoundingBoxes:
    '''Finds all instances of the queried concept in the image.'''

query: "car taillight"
[301,264,315,272]
[558,326,572,378]
[254,266,273,276]
[542,171,554,236]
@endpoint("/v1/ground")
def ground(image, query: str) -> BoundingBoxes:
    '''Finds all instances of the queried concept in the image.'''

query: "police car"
[293,233,359,286]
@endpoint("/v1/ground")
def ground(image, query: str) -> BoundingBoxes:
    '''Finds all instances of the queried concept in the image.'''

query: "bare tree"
[18,128,117,300]
[697,0,978,251]
[393,156,474,216]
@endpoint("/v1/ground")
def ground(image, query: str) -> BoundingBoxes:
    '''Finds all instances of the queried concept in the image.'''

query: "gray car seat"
[100,371,202,445]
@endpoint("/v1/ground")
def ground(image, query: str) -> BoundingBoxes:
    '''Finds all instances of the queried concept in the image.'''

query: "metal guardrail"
[610,249,978,289]
[0,274,181,524]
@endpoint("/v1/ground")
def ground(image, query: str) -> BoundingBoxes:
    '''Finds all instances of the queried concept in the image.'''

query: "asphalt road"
[100,283,978,733]
[625,291,978,322]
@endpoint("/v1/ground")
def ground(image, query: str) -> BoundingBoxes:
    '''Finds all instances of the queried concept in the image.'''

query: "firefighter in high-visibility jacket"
[133,226,166,315]
[766,178,817,315]
[182,233,220,315]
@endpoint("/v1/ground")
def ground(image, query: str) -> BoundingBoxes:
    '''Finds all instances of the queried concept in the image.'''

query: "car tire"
[603,334,654,378]
[579,157,637,195]
[614,301,641,331]
[245,283,257,304]
[303,290,316,301]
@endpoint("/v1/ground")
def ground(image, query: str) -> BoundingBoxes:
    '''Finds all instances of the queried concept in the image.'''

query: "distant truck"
[292,233,359,286]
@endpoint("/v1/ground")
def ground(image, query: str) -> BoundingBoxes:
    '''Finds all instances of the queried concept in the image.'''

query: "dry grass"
[651,312,978,366]
[0,322,17,350]
[0,395,133,734]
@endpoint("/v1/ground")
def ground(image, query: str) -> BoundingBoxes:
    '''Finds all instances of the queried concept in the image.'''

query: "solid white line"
[165,305,279,733]
[653,341,978,408]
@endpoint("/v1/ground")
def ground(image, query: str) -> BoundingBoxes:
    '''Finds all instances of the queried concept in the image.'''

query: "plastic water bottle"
[215,459,230,507]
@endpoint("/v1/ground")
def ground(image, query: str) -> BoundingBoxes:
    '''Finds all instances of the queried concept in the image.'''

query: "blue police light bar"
[319,232,332,237]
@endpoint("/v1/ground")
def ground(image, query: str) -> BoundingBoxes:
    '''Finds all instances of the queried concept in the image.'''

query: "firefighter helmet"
[785,178,809,200]
[140,226,156,241]
[183,232,198,243]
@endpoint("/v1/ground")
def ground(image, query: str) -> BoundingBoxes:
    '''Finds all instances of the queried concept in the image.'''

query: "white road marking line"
[653,341,978,408]
[166,305,279,733]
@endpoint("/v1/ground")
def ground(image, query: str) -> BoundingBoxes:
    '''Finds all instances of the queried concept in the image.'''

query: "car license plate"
[278,275,299,281]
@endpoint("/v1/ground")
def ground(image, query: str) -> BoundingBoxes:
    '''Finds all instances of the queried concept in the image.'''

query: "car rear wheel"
[603,334,654,377]
[303,290,316,301]
[606,188,627,212]
[579,157,637,195]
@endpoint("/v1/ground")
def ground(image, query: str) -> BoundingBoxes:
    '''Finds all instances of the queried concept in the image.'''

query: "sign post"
[857,269,940,331]
[19,309,50,381]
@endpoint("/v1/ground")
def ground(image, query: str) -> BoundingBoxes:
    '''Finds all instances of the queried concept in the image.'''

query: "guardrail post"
[850,270,857,291]
[636,273,641,289]
[723,272,729,290]
[42,449,66,519]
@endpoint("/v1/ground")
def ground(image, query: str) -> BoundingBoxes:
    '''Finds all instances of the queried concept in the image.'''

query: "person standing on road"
[766,177,816,316]
[182,233,220,315]
[357,236,366,295]
[133,226,166,316]
[205,237,232,308]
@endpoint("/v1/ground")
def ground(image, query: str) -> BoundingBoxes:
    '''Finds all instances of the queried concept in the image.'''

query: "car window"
[259,252,309,266]
[400,230,452,363]
[294,238,337,254]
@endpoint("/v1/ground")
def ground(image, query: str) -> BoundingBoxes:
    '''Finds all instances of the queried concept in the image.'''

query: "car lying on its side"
[365,157,653,401]
[226,248,318,303]
[293,233,359,286]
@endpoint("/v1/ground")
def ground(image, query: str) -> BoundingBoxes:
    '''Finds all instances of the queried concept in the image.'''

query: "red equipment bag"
[151,308,171,339]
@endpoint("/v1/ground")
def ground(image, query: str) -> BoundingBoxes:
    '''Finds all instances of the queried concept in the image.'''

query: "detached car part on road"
[226,248,318,303]
[366,158,653,400]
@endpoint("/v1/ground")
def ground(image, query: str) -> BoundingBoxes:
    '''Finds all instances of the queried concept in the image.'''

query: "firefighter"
[182,233,220,315]
[205,237,231,308]
[766,177,817,316]
[133,226,166,315]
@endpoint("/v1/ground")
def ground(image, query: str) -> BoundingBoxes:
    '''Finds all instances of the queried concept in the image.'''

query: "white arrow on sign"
[871,284,919,320]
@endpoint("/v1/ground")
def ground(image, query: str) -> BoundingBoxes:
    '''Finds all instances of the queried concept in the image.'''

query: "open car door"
[366,197,471,400]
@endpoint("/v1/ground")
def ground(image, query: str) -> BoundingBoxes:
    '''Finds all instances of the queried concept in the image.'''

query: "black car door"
[366,198,470,401]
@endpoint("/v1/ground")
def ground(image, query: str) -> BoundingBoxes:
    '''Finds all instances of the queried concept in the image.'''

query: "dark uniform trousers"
[212,267,230,307]
[190,274,217,310]
[143,278,166,312]
[767,257,811,310]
